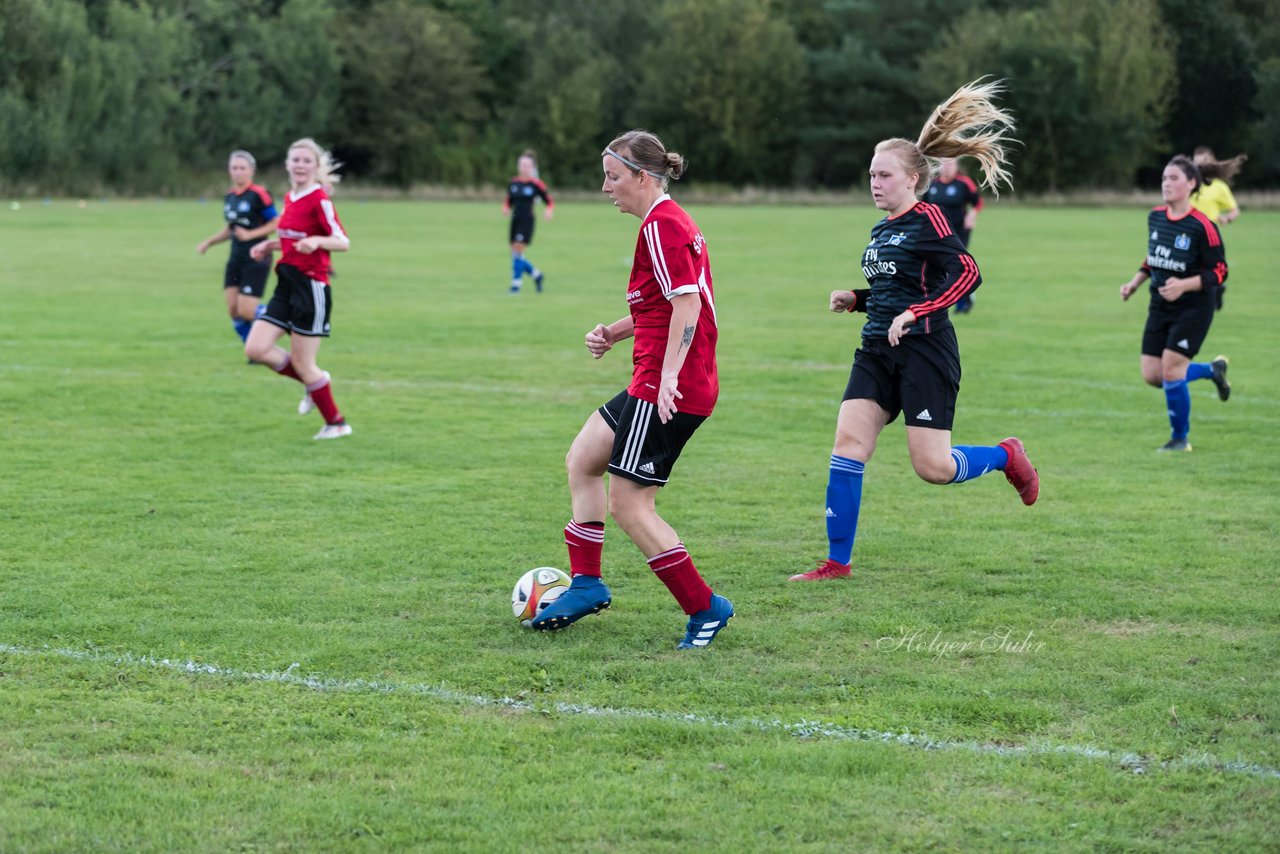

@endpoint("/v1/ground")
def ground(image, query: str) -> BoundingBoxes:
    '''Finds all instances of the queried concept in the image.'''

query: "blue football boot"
[677,594,734,650]
[531,575,611,630]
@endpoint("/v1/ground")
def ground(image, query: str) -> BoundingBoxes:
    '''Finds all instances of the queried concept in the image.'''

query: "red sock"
[564,520,604,578]
[647,544,713,615]
[306,377,343,424]
[275,355,302,382]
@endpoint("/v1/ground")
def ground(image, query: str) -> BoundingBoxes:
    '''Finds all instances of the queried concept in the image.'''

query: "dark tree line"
[1,0,1275,194]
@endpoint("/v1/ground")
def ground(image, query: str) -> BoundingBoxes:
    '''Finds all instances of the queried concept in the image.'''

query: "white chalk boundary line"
[3,642,1277,781]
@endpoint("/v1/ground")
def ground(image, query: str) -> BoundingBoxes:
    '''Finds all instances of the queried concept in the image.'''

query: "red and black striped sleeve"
[533,178,554,211]
[1190,209,1228,291]
[908,203,982,319]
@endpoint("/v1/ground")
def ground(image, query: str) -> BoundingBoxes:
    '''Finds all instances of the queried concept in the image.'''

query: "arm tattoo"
[680,322,695,349]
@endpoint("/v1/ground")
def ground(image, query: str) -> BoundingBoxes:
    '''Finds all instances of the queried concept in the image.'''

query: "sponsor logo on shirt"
[1175,233,1191,250]
[279,228,308,239]
[627,288,643,304]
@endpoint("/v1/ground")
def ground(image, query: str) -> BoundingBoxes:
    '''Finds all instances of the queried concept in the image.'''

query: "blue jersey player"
[197,150,279,344]
[503,149,554,293]
[1120,155,1230,452]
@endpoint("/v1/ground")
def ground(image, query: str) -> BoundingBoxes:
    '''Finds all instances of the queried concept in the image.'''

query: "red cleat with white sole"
[998,437,1039,506]
[789,558,852,582]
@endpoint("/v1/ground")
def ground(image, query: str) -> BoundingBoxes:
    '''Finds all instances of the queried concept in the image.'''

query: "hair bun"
[665,151,686,181]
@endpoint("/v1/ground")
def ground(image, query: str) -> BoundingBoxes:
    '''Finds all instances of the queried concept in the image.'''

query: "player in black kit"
[1120,155,1230,453]
[791,80,1040,583]
[924,158,983,313]
[503,149,554,293]
[197,150,279,344]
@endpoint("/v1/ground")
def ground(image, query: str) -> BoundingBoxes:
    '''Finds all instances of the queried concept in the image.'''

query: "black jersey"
[855,202,981,339]
[504,177,553,220]
[1140,206,1228,308]
[924,175,982,238]
[223,184,277,259]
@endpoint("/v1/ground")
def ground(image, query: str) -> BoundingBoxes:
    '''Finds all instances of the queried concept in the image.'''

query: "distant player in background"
[1120,155,1230,453]
[196,151,278,344]
[245,138,353,440]
[924,158,983,313]
[792,80,1039,583]
[504,149,554,293]
[532,130,734,650]
[1191,146,1247,227]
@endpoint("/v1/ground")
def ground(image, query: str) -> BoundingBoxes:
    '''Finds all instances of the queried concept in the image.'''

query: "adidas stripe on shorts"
[599,390,706,486]
[843,327,961,430]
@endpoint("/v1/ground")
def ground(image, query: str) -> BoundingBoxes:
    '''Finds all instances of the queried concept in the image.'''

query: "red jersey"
[625,196,719,416]
[276,184,347,284]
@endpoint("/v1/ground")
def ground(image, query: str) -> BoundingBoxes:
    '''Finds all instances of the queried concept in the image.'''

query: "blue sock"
[948,445,1009,483]
[232,318,251,342]
[825,454,865,565]
[512,254,524,282]
[1164,379,1191,439]
[1186,363,1212,382]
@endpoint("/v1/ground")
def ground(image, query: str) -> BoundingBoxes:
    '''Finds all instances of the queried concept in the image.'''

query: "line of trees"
[1,0,1275,194]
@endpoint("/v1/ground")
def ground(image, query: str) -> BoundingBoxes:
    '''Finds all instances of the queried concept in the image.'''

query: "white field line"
[3,643,1277,781]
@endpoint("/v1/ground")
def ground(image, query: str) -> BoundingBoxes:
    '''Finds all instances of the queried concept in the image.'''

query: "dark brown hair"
[1167,154,1202,192]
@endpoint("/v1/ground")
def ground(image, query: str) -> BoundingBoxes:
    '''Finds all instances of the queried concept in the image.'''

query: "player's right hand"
[830,290,856,312]
[1120,282,1137,301]
[585,324,612,359]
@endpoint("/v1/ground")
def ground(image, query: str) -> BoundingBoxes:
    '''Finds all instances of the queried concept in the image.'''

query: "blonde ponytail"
[916,78,1016,194]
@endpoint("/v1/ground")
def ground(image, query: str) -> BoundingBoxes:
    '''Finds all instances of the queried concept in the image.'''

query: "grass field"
[2,196,1278,851]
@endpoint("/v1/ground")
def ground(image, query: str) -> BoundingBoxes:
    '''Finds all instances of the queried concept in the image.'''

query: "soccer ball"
[511,567,571,627]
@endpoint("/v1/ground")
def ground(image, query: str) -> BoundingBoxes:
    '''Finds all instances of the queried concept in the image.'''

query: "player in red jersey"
[531,130,734,650]
[791,80,1039,583]
[245,138,352,440]
[196,150,279,345]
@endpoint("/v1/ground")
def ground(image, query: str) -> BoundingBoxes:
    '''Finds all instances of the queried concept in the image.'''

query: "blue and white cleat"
[530,575,611,630]
[677,594,734,650]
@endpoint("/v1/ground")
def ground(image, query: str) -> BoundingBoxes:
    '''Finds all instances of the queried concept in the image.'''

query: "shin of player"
[244,138,353,440]
[535,130,733,650]
[794,80,1039,583]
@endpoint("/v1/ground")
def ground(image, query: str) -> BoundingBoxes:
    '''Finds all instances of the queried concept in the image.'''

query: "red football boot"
[998,437,1039,506]
[789,559,852,582]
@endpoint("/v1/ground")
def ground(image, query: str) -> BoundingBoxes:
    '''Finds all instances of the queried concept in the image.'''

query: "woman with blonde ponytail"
[246,138,353,440]
[791,80,1040,583]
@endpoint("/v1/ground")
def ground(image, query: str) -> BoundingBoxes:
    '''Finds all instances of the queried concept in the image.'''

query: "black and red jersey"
[504,177,553,220]
[223,184,276,259]
[856,202,981,339]
[1140,206,1228,308]
[924,175,982,239]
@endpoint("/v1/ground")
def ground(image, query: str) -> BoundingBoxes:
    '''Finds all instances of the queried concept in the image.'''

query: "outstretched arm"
[585,315,635,359]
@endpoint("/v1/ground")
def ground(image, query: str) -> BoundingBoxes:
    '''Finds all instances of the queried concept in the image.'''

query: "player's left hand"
[657,375,682,424]
[296,237,320,255]
[232,226,251,241]
[1157,278,1188,301]
[887,310,916,346]
[544,210,554,222]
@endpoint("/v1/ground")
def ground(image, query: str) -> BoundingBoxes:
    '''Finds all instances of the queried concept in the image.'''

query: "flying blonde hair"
[876,78,1017,197]
[288,137,342,187]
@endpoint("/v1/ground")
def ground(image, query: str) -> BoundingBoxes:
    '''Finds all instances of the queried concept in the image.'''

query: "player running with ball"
[532,130,734,650]
[792,80,1040,583]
